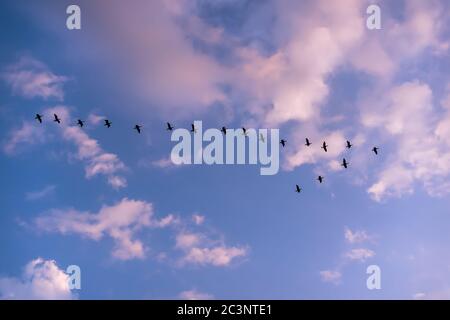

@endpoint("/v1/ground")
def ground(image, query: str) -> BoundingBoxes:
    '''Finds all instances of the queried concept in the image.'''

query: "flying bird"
[280,139,287,147]
[190,123,197,133]
[134,124,142,134]
[53,114,61,124]
[35,114,43,123]
[372,147,379,155]
[77,119,84,127]
[305,138,312,147]
[342,158,349,169]
[346,140,352,149]
[295,185,302,193]
[321,141,328,152]
[317,176,324,184]
[221,126,227,135]
[242,127,247,136]
[259,133,265,143]
[104,119,112,128]
[166,122,174,131]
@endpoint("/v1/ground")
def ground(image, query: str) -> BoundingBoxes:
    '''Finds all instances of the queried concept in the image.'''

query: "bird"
[53,114,61,124]
[372,147,379,155]
[295,185,302,193]
[342,158,349,169]
[221,126,227,135]
[104,119,112,128]
[242,127,247,136]
[305,138,312,147]
[77,119,84,127]
[134,124,142,134]
[190,123,197,133]
[166,122,174,131]
[259,133,265,143]
[321,141,328,152]
[35,114,43,123]
[346,140,352,149]
[317,176,324,184]
[280,139,287,147]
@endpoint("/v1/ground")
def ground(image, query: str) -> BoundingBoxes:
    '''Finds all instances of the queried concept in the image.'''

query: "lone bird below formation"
[295,185,302,193]
[53,114,61,124]
[342,158,349,169]
[280,139,286,147]
[317,176,324,184]
[346,140,352,149]
[166,122,173,131]
[321,141,328,152]
[35,114,43,123]
[372,147,379,155]
[221,126,227,135]
[305,138,311,147]
[77,119,84,127]
[104,119,112,128]
[134,125,142,134]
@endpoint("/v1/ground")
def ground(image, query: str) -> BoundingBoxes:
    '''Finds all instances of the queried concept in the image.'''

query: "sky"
[1,0,450,300]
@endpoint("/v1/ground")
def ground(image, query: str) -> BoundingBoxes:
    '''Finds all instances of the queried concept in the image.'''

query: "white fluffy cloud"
[363,81,450,201]
[0,258,75,300]
[2,56,67,100]
[35,198,176,260]
[345,248,375,262]
[175,231,247,267]
[3,121,46,155]
[319,270,342,285]
[344,227,371,244]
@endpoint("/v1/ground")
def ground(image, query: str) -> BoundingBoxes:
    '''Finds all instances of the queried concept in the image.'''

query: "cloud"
[4,105,127,189]
[179,289,213,300]
[344,227,371,244]
[2,56,67,100]
[0,258,75,300]
[182,246,247,267]
[25,185,56,201]
[192,214,205,225]
[175,229,247,267]
[345,248,375,262]
[35,198,176,260]
[3,121,46,155]
[319,270,342,285]
[363,81,450,201]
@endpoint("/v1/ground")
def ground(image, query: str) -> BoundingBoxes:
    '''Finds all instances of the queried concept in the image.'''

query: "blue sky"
[1,0,450,299]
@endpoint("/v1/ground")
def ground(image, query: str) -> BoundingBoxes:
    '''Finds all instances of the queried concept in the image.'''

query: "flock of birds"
[34,113,380,194]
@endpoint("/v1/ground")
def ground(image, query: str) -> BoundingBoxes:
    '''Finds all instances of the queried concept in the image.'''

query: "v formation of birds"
[35,113,380,193]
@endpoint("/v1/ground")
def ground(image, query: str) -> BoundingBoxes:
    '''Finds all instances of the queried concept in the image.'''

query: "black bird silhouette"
[295,184,302,193]
[53,114,61,124]
[190,123,196,133]
[317,176,324,184]
[321,141,328,152]
[342,158,349,169]
[35,114,43,123]
[372,147,379,155]
[166,122,174,131]
[305,138,312,147]
[221,126,227,135]
[346,140,352,149]
[280,139,287,147]
[77,119,84,127]
[104,119,112,128]
[134,124,142,134]
[242,127,247,136]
